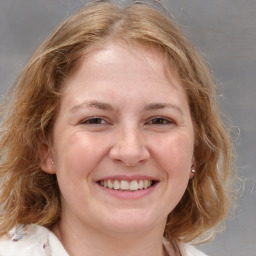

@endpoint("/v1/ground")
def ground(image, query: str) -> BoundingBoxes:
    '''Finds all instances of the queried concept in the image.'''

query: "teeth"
[144,180,149,188]
[99,179,153,191]
[138,180,144,189]
[107,180,113,189]
[113,180,120,190]
[130,180,138,191]
[143,180,152,189]
[120,180,129,190]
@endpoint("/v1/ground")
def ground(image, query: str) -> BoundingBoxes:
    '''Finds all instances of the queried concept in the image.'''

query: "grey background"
[0,0,255,255]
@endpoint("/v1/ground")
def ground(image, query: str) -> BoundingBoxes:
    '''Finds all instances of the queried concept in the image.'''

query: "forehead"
[64,42,182,89]
[60,42,188,108]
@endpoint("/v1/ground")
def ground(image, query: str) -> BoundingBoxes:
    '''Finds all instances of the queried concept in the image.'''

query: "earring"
[191,169,195,173]
[51,161,54,165]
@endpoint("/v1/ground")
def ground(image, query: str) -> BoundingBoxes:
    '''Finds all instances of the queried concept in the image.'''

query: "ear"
[38,139,56,174]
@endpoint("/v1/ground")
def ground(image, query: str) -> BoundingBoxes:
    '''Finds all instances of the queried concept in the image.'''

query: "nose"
[109,126,150,166]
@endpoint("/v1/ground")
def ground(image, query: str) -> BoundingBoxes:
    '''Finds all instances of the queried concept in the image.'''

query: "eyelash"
[79,116,173,126]
[146,117,173,125]
[80,117,109,125]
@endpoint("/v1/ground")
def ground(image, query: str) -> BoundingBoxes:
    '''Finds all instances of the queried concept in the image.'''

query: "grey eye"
[148,117,172,125]
[81,117,107,125]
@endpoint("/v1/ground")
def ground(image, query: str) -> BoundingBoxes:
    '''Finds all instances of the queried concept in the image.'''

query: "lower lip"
[96,183,157,199]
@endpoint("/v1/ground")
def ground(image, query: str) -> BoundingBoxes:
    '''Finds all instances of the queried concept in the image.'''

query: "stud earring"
[51,161,54,165]
[191,169,195,173]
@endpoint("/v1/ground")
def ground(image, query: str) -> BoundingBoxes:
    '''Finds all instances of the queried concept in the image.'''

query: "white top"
[0,224,207,256]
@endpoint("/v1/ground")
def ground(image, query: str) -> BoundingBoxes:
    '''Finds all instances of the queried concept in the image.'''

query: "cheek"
[53,131,108,182]
[154,133,194,177]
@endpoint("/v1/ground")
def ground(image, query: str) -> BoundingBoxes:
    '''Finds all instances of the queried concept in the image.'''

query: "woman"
[0,1,236,255]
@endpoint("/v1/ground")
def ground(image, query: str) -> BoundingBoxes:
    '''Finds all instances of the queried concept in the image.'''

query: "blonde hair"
[0,1,237,243]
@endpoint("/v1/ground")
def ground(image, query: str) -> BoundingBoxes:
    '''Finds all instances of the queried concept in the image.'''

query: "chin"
[99,209,164,235]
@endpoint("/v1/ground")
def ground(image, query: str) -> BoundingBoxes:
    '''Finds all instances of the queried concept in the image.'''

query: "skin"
[41,43,195,256]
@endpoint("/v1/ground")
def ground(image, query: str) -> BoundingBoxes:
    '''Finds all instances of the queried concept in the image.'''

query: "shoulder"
[0,224,49,256]
[178,242,208,256]
[163,238,208,256]
[0,224,68,256]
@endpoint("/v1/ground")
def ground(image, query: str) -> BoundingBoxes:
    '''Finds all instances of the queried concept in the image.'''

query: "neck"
[53,218,169,256]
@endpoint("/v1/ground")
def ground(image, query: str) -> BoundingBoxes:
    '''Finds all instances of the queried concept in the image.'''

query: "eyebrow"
[70,100,114,112]
[143,103,184,115]
[70,101,183,115]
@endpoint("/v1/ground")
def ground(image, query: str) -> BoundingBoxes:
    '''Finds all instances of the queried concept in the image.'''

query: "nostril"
[109,142,150,166]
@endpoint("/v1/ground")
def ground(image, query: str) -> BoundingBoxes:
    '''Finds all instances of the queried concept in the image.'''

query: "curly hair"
[0,1,237,243]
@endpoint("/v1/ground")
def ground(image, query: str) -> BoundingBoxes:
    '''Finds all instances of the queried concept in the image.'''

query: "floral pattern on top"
[0,224,69,256]
[9,224,26,242]
[0,224,207,256]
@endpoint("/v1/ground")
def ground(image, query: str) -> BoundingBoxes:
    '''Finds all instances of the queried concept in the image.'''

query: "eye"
[146,117,173,125]
[80,117,108,125]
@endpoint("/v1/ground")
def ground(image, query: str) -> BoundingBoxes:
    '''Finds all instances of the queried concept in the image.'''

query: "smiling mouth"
[97,179,156,191]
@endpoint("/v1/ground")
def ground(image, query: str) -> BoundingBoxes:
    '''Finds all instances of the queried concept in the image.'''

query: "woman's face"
[42,43,195,236]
